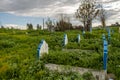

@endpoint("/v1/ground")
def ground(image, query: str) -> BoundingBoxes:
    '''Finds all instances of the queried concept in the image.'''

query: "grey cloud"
[102,0,120,3]
[0,0,119,25]
[0,0,58,12]
[0,0,79,12]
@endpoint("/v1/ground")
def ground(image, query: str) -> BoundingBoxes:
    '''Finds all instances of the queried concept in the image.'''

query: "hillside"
[0,27,120,79]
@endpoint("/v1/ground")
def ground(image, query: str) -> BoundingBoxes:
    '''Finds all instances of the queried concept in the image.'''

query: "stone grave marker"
[82,30,85,37]
[103,40,108,71]
[63,34,68,46]
[77,34,80,43]
[102,34,106,41]
[37,40,48,58]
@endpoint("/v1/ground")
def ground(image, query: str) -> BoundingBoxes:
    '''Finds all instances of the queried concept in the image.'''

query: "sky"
[0,0,120,29]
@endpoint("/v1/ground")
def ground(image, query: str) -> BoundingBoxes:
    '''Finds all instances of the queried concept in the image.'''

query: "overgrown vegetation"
[0,27,120,79]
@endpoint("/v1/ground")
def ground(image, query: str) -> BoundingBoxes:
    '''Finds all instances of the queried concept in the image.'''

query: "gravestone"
[103,40,108,71]
[102,34,106,41]
[77,34,80,43]
[82,30,85,37]
[37,40,48,58]
[63,34,68,46]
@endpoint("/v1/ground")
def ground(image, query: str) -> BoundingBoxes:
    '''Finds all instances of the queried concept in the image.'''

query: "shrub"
[82,72,95,80]
[0,40,15,49]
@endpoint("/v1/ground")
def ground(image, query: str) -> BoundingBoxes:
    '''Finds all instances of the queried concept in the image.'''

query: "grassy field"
[0,27,120,79]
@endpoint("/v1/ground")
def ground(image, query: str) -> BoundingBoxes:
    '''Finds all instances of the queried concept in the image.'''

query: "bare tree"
[98,4,107,28]
[75,0,99,31]
[56,14,73,31]
[46,18,54,32]
[37,24,42,30]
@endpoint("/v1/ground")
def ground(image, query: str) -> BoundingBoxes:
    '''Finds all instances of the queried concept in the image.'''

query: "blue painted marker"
[103,40,108,70]
[37,40,44,59]
[102,34,106,41]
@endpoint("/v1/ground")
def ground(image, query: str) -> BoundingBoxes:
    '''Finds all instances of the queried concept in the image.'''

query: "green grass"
[0,27,120,79]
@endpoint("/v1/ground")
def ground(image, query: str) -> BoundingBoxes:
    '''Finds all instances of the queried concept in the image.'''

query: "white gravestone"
[78,34,80,43]
[38,40,48,58]
[63,34,68,46]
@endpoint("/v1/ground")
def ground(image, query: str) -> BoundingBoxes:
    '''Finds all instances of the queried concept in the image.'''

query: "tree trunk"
[101,18,106,28]
[89,20,92,32]
[85,19,92,31]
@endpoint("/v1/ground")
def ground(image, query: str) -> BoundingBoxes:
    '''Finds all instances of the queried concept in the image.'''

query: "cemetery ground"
[0,27,120,80]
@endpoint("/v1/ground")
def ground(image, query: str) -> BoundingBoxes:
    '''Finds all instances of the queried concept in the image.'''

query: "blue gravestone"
[103,40,108,70]
[77,34,80,43]
[37,40,44,59]
[102,34,106,41]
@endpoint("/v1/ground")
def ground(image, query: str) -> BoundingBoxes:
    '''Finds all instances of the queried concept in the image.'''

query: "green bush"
[41,51,103,69]
[0,28,120,79]
[0,40,15,49]
[82,72,95,80]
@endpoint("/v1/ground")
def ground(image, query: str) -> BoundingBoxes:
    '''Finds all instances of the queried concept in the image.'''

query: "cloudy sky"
[0,0,120,29]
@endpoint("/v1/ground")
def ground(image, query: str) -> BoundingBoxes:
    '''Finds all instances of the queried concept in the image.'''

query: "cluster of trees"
[41,0,109,32]
[0,0,111,32]
[27,23,33,30]
[46,0,108,32]
[0,0,118,31]
[36,24,42,30]
[46,14,73,32]
[110,22,120,27]
[56,14,73,31]
[27,23,42,30]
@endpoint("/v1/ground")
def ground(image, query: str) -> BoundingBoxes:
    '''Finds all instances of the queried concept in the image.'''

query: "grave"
[82,30,85,37]
[102,39,108,80]
[102,34,106,41]
[63,34,68,46]
[77,34,80,43]
[37,40,48,58]
[103,40,108,71]
[45,63,107,80]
